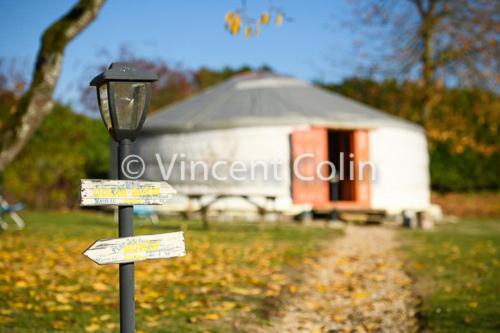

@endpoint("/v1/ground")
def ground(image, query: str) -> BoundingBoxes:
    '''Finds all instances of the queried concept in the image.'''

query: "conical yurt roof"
[143,72,421,134]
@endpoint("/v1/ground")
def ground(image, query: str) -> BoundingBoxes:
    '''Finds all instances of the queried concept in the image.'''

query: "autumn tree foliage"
[224,1,290,38]
[3,104,109,208]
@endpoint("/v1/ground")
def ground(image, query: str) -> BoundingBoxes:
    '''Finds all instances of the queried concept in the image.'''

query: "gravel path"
[259,225,419,333]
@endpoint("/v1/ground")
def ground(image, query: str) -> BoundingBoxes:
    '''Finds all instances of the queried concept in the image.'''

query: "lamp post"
[90,63,157,333]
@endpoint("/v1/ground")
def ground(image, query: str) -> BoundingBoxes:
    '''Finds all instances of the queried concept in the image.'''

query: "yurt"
[135,73,430,221]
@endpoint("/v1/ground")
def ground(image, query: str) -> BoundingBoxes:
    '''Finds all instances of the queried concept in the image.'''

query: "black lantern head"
[90,62,158,141]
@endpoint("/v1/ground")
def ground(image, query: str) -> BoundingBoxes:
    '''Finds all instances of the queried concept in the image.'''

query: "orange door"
[354,130,371,206]
[291,128,329,205]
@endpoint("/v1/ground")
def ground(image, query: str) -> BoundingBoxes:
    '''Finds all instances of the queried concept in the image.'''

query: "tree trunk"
[0,0,105,171]
[416,0,437,126]
[421,27,435,126]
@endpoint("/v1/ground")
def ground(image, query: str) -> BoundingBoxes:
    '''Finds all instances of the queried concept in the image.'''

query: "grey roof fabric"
[143,73,422,134]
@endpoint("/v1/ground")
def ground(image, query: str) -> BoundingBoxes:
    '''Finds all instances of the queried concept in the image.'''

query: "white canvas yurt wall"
[369,127,431,213]
[137,126,298,215]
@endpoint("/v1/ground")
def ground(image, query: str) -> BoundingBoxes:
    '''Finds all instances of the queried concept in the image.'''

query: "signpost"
[86,63,183,333]
[84,232,186,265]
[80,179,176,206]
[80,178,183,332]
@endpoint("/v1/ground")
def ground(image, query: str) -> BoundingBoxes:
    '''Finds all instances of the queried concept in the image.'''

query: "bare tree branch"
[347,0,499,124]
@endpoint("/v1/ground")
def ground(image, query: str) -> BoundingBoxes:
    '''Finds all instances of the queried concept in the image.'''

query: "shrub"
[3,104,109,208]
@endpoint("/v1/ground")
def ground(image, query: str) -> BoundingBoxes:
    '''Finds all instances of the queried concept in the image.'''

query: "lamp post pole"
[90,63,158,333]
[118,138,135,333]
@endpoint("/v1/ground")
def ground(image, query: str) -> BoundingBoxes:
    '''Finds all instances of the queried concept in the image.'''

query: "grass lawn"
[0,211,338,333]
[402,218,500,333]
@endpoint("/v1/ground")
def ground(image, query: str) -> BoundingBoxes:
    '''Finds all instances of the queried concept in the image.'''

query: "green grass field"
[0,211,339,333]
[402,218,500,333]
[2,211,499,332]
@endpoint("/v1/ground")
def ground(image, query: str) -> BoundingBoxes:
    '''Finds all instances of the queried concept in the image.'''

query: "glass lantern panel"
[110,81,147,130]
[98,84,112,130]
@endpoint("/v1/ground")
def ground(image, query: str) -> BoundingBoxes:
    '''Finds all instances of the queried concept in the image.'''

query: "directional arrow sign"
[80,179,176,206]
[84,232,186,265]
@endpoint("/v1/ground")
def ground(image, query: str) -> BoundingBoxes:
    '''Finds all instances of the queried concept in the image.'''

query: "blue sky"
[0,0,362,107]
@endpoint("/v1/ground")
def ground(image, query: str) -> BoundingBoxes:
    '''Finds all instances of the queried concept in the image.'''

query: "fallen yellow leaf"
[85,323,100,332]
[201,313,220,321]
